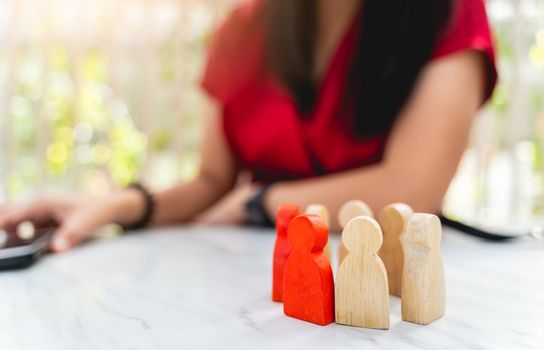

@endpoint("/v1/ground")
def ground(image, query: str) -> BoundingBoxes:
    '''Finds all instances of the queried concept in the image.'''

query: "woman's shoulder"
[433,0,495,57]
[214,0,263,42]
[432,0,498,101]
[201,0,266,104]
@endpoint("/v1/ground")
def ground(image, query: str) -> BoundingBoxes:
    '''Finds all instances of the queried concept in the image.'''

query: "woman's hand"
[194,183,257,225]
[0,191,144,252]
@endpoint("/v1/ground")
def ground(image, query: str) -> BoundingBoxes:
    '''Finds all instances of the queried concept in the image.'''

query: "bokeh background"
[0,0,543,229]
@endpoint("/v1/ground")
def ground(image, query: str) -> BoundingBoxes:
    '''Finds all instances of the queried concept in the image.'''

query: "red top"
[201,0,497,183]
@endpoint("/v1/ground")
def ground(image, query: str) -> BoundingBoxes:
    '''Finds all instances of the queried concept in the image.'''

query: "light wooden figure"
[335,216,389,329]
[305,204,332,261]
[400,213,445,325]
[337,200,373,267]
[378,203,413,297]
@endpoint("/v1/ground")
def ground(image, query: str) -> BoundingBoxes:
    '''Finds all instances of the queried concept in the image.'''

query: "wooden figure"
[283,214,334,325]
[337,200,373,267]
[272,204,301,302]
[400,213,445,325]
[378,203,413,297]
[335,216,389,329]
[305,204,332,260]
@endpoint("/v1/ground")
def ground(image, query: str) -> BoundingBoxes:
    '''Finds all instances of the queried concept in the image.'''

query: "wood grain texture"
[305,204,332,261]
[272,204,301,302]
[401,213,445,325]
[337,200,373,267]
[378,203,413,297]
[283,214,335,326]
[335,216,389,329]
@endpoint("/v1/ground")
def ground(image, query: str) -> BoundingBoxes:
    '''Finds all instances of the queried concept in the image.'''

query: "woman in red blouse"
[0,0,497,251]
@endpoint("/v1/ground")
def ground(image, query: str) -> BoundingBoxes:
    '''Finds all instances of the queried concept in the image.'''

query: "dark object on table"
[0,228,54,270]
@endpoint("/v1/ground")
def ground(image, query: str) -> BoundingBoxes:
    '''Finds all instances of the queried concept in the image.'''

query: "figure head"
[337,200,373,228]
[378,203,413,234]
[304,204,330,227]
[288,214,328,252]
[342,216,383,256]
[404,213,442,248]
[276,204,301,236]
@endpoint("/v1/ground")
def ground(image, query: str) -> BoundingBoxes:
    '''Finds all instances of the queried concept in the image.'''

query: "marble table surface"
[0,225,543,350]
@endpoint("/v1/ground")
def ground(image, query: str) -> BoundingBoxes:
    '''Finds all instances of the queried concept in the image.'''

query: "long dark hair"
[265,0,453,138]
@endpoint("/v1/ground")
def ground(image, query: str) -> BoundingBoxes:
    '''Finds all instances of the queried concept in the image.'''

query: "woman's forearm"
[112,175,234,228]
[153,176,234,225]
[113,100,238,227]
[264,162,448,232]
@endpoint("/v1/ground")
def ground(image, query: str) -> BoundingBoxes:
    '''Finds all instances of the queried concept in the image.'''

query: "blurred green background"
[0,0,543,228]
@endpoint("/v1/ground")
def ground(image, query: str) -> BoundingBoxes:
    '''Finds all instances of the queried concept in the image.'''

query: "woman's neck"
[313,0,362,83]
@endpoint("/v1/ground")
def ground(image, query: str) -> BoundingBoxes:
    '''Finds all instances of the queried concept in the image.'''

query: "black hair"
[265,0,453,138]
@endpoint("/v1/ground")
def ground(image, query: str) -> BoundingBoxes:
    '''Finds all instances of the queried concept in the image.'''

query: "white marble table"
[0,225,543,350]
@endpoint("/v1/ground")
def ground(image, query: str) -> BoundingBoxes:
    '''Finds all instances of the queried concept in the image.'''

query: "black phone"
[0,227,54,270]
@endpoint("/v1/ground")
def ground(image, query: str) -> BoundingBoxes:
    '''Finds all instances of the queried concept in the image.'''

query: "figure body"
[401,213,445,324]
[283,214,334,325]
[272,204,301,302]
[378,203,413,296]
[335,216,389,329]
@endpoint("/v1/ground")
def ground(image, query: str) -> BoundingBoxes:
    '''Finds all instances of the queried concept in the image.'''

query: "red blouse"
[201,0,497,183]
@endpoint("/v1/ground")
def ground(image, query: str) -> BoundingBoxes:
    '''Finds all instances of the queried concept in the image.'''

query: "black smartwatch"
[245,185,274,227]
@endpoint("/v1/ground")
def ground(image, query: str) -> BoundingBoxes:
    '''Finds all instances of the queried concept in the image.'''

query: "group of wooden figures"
[272,200,445,329]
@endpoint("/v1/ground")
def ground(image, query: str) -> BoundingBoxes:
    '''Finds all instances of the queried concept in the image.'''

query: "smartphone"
[0,227,54,270]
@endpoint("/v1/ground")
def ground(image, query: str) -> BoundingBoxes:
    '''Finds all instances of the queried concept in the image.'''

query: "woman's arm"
[138,102,238,225]
[265,50,486,230]
[115,100,239,227]
[197,50,487,230]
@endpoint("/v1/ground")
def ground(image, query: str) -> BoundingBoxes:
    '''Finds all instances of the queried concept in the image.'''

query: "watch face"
[245,185,273,226]
[254,210,266,225]
[246,196,266,225]
[247,204,263,225]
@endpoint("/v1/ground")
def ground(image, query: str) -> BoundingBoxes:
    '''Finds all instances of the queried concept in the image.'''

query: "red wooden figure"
[283,214,335,325]
[272,204,301,302]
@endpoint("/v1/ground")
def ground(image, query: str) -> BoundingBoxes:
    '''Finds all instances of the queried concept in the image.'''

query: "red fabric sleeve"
[431,0,498,102]
[200,1,264,104]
